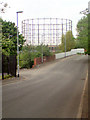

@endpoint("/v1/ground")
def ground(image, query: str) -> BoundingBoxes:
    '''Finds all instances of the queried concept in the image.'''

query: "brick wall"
[33,55,55,67]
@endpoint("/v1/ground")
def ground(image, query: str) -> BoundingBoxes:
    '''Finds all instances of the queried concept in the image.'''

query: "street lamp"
[80,2,90,55]
[65,19,67,57]
[16,11,23,77]
[80,8,89,15]
[80,2,90,15]
[41,34,44,63]
[89,1,90,14]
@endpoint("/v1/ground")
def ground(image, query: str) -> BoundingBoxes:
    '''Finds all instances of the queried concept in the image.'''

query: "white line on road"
[77,70,88,118]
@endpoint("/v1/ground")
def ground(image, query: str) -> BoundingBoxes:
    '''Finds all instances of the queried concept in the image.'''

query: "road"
[2,55,88,118]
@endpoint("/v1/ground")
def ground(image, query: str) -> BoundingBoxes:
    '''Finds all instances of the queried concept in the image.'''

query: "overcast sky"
[1,0,89,37]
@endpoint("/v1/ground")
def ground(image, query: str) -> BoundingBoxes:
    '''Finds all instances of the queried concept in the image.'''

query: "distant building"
[22,18,72,46]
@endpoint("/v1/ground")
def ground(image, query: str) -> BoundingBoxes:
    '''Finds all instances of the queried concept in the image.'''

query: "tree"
[36,45,52,56]
[59,31,75,52]
[2,20,25,56]
[0,2,10,13]
[76,16,88,50]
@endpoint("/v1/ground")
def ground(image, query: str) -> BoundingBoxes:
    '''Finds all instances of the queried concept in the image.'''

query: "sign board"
[89,1,90,13]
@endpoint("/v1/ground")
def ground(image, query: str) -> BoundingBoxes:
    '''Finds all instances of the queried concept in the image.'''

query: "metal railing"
[2,54,17,79]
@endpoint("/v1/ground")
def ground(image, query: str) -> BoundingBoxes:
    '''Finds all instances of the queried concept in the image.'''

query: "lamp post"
[41,43,43,63]
[80,2,90,15]
[89,1,90,14]
[80,2,90,55]
[65,19,67,57]
[88,2,90,56]
[41,34,44,63]
[16,11,23,77]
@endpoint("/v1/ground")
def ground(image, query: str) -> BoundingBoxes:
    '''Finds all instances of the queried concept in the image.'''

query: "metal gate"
[2,54,17,79]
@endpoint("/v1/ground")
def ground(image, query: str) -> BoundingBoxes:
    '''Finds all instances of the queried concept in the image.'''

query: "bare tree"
[0,2,10,13]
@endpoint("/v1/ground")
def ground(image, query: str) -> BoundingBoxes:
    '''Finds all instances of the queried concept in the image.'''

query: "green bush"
[19,51,42,68]
[19,45,53,68]
[36,45,53,57]
[30,52,42,61]
[3,74,12,79]
[85,50,90,55]
[20,51,33,68]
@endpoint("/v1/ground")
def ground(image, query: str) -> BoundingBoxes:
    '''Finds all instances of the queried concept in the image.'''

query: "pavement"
[77,71,88,119]
[2,55,88,118]
[81,76,88,118]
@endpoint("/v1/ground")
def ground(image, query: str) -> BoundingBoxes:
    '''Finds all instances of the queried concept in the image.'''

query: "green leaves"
[76,16,88,50]
[19,51,33,68]
[2,20,25,56]
[35,45,51,57]
[19,45,53,68]
[59,31,75,52]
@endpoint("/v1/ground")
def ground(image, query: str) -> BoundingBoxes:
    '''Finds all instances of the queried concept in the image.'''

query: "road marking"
[77,70,88,118]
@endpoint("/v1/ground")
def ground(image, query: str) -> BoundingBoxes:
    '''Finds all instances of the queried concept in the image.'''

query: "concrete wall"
[55,48,84,60]
[33,48,84,67]
[55,52,65,59]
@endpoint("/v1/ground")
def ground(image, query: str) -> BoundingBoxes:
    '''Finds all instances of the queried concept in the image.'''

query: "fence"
[2,54,17,79]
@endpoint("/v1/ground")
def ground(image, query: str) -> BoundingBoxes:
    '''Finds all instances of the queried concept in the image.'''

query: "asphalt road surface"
[2,55,88,118]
